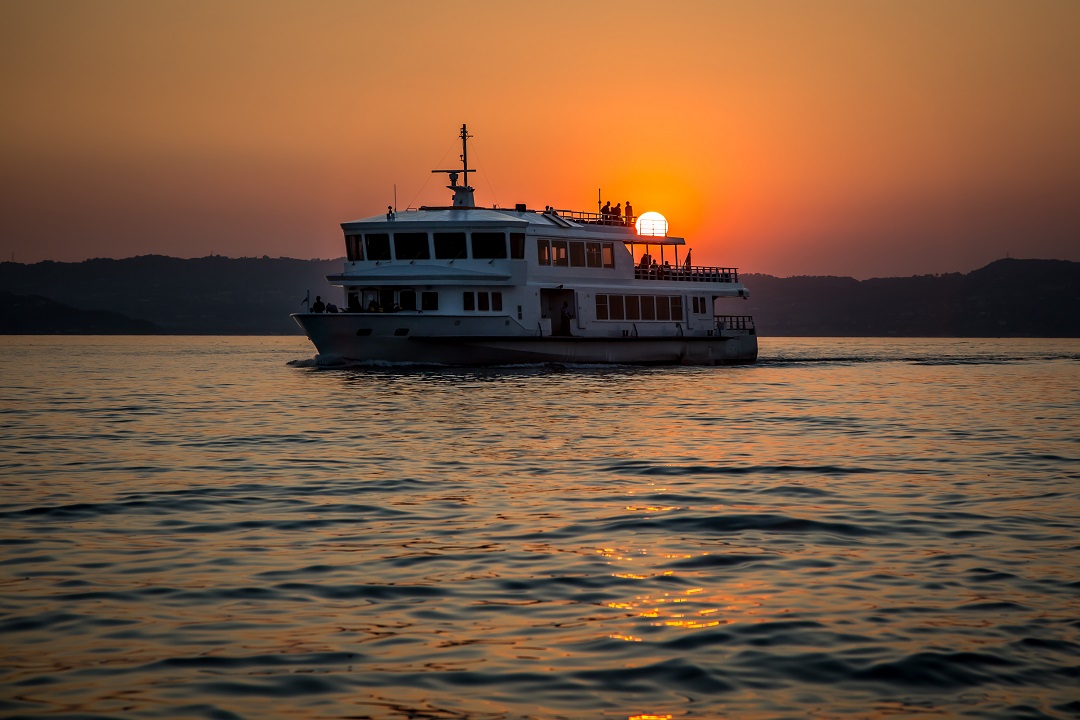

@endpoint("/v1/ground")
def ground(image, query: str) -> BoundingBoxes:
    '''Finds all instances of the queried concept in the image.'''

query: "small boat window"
[472,232,507,259]
[492,292,503,312]
[551,240,568,267]
[609,295,625,321]
[569,241,586,267]
[399,289,417,311]
[434,232,467,259]
[510,233,525,259]
[596,294,609,320]
[670,296,683,321]
[585,242,602,268]
[394,232,430,260]
[380,288,395,310]
[641,296,656,320]
[365,233,391,261]
[421,291,439,311]
[602,242,615,268]
[625,295,640,321]
[537,239,551,266]
[656,296,671,321]
[478,292,490,311]
[463,292,475,311]
[346,234,363,261]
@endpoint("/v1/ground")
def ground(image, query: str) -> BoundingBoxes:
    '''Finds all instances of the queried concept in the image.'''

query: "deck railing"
[551,208,636,227]
[634,266,739,283]
[715,315,755,332]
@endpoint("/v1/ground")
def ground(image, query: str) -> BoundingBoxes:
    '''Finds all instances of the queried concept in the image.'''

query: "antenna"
[431,124,477,207]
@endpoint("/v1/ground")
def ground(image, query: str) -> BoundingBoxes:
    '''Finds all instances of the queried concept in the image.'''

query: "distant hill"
[0,291,162,334]
[742,259,1080,337]
[0,256,341,334]
[0,255,1077,336]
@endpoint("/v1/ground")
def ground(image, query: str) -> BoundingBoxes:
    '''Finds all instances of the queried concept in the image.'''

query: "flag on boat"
[684,249,692,268]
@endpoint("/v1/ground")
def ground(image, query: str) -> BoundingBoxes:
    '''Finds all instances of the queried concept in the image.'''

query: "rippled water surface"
[2,336,1079,719]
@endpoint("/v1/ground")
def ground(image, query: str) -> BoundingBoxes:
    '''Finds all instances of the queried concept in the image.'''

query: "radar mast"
[431,124,477,207]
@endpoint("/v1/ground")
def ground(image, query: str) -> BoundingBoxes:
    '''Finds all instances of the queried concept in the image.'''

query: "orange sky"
[2,0,1078,277]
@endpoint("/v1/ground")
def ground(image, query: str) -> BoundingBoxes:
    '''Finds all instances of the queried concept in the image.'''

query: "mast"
[432,124,476,207]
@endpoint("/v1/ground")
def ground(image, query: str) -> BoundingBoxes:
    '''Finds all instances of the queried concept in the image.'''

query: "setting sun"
[636,211,669,237]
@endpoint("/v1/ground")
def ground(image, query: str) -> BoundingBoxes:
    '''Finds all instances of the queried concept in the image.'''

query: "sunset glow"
[1,1,1078,277]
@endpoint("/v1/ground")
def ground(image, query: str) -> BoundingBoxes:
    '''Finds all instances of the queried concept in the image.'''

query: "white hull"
[293,313,757,366]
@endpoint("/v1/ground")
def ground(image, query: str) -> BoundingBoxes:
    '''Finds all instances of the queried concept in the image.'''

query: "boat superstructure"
[293,125,757,365]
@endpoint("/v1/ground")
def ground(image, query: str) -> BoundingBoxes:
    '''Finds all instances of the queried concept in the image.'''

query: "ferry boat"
[293,125,757,365]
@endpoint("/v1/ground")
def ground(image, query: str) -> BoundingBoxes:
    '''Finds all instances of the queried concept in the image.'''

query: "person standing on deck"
[625,201,633,226]
[560,301,573,336]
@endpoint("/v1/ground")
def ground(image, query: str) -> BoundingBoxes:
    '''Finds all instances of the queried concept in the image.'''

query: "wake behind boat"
[293,125,757,365]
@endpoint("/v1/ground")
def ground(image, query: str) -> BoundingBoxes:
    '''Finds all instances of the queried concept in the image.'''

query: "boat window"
[421,291,438,311]
[609,295,625,321]
[492,292,503,311]
[434,232,467,259]
[346,234,363,261]
[656,296,671,321]
[551,240,568,267]
[394,232,430,260]
[399,289,417,311]
[585,242,602,268]
[510,233,525,259]
[362,289,380,311]
[596,294,609,320]
[569,241,586,267]
[670,295,683,321]
[537,239,551,265]
[602,242,615,268]
[365,233,391,261]
[463,292,475,311]
[478,292,489,311]
[625,295,640,321]
[472,232,507,259]
[380,288,396,310]
[640,295,656,320]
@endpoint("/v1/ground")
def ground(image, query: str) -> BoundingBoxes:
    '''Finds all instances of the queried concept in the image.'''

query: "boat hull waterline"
[294,314,757,366]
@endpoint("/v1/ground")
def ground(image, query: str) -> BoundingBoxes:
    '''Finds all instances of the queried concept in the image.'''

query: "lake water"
[2,336,1078,719]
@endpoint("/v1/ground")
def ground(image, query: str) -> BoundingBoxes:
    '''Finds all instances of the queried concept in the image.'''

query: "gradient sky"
[2,0,1078,278]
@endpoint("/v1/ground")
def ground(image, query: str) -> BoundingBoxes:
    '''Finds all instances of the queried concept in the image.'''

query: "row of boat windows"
[345,232,526,261]
[537,240,616,268]
[349,289,439,312]
[345,289,506,314]
[596,294,691,321]
[463,291,503,312]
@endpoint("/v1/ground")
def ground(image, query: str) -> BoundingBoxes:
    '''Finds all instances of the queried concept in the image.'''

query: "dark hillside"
[1,256,1076,336]
[742,259,1080,336]
[0,256,341,334]
[0,292,162,334]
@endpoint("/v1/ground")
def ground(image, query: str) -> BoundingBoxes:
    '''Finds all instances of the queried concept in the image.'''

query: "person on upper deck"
[601,201,611,222]
[625,201,633,225]
[613,203,622,223]
[311,295,325,313]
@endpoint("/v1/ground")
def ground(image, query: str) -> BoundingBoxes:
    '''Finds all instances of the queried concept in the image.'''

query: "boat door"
[540,288,577,336]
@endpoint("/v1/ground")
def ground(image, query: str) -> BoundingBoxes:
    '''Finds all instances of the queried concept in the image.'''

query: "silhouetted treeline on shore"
[0,255,1077,336]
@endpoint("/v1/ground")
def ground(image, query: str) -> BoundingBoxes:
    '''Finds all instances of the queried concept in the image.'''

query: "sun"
[635,211,668,237]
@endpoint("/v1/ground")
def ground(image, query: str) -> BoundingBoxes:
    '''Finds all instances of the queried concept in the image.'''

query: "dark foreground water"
[2,336,1078,719]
